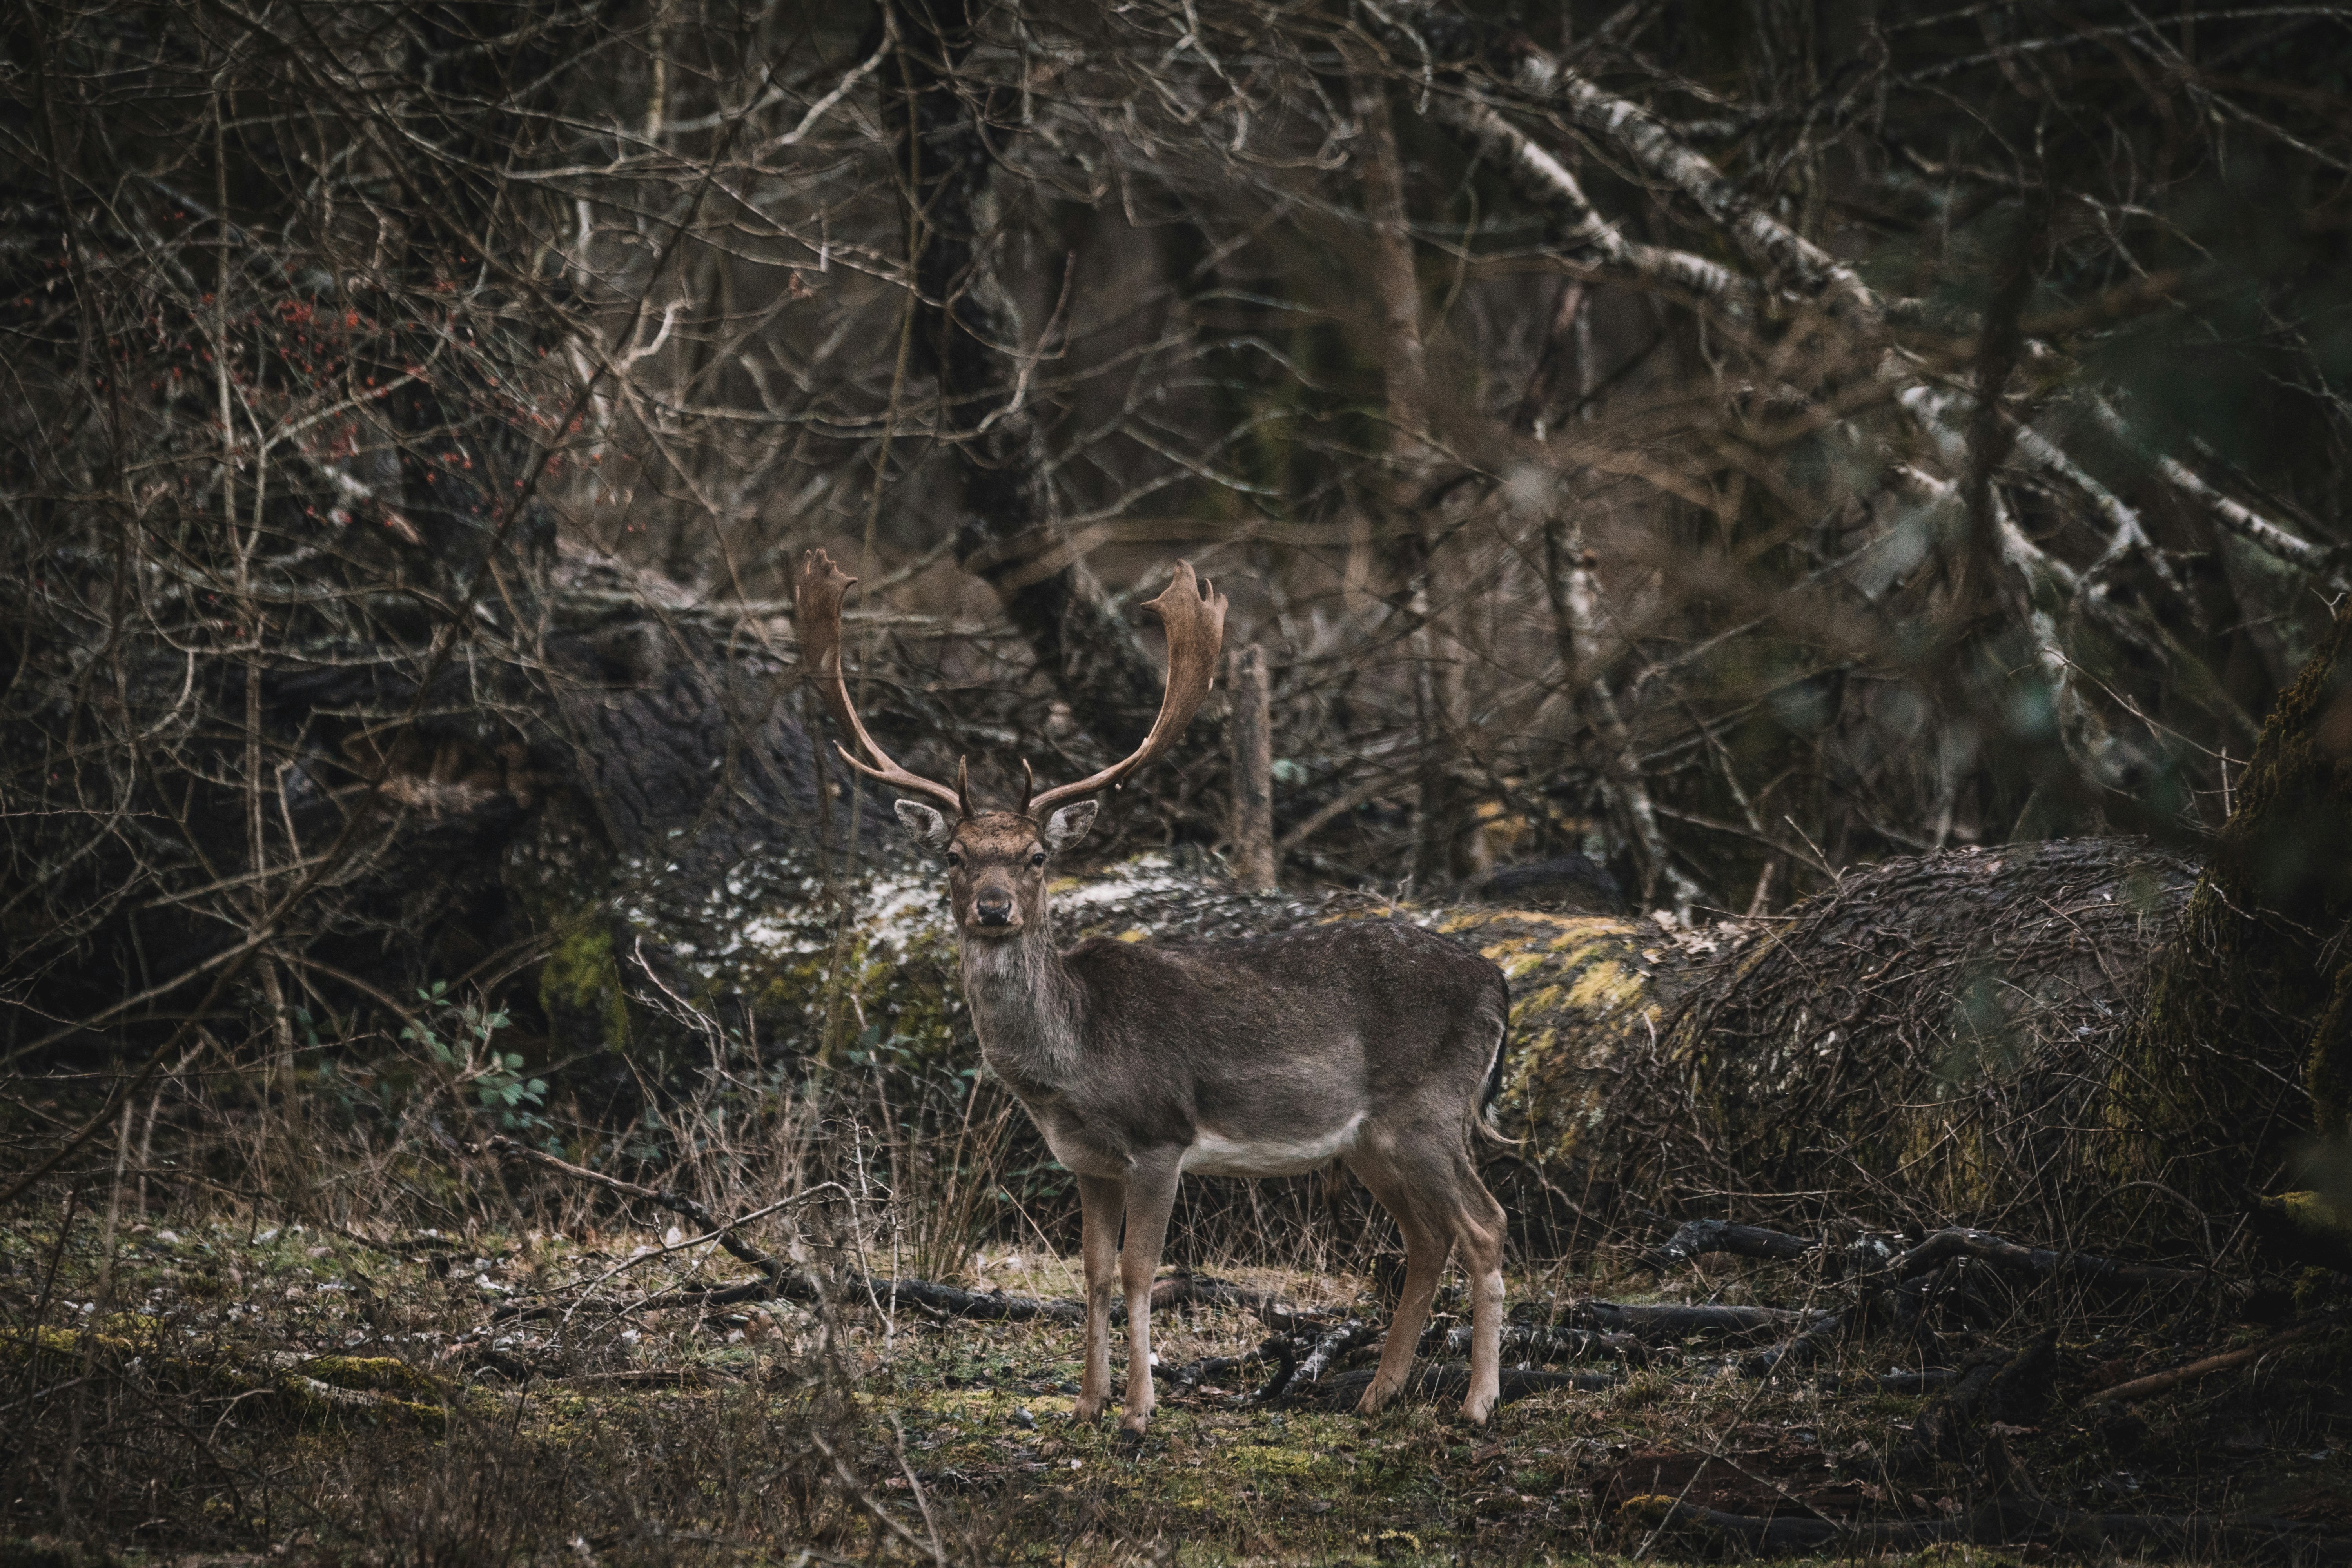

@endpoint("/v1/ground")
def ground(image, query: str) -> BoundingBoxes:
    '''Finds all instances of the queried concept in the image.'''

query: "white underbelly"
[1181,1112,1365,1177]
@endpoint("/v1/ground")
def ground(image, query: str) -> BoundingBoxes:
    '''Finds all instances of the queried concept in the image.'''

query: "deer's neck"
[958,923,1083,1088]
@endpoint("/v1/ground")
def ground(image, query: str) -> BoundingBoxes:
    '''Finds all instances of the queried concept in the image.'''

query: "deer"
[795,549,1511,1435]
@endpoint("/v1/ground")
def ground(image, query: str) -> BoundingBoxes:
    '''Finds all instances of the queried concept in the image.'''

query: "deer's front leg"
[1115,1153,1182,1436]
[1073,1174,1125,1424]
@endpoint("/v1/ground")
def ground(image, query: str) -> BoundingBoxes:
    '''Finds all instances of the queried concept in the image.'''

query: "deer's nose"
[974,892,1014,926]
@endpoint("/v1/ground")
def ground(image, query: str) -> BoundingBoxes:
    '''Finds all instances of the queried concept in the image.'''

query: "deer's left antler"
[1027,561,1227,817]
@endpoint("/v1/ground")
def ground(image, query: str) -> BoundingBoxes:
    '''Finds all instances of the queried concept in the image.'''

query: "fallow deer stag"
[795,550,1510,1433]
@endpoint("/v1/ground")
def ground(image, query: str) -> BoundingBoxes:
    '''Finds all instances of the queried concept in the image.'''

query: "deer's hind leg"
[1345,1148,1454,1417]
[1073,1174,1124,1423]
[1349,1137,1508,1423]
[1450,1150,1508,1425]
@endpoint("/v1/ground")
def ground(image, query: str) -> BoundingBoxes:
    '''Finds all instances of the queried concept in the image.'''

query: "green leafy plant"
[401,982,546,1132]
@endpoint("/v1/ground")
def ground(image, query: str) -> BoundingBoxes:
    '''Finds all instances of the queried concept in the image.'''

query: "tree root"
[1740,1309,1851,1377]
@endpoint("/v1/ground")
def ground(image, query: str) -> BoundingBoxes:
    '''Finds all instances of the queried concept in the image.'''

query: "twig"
[2084,1323,2318,1406]
[517,1187,846,1308]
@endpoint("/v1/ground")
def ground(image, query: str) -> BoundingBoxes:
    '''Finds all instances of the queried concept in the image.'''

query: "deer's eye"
[1029,852,1046,869]
[945,851,962,869]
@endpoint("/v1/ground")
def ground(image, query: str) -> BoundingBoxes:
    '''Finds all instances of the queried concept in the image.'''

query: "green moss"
[1566,960,1643,1012]
[301,1354,447,1400]
[1227,1442,1339,1481]
[270,1371,448,1432]
[538,917,631,1049]
[4,1328,446,1432]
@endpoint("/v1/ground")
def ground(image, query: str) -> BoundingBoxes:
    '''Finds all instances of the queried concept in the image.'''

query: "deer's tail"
[1473,983,1523,1148]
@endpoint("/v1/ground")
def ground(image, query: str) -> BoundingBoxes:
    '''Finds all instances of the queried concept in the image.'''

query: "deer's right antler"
[794,550,966,817]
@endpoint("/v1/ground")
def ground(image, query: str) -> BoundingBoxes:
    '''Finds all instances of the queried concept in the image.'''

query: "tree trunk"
[1346,57,1481,889]
[882,2,1165,756]
[1227,645,1276,893]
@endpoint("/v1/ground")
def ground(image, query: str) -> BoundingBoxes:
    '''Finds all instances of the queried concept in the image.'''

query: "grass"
[7,1203,2351,1566]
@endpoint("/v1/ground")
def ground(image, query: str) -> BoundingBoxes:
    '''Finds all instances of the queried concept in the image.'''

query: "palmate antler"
[793,550,1227,820]
[1025,561,1227,817]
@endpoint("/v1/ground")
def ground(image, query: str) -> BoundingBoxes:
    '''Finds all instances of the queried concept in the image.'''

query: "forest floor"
[5,1212,2352,1566]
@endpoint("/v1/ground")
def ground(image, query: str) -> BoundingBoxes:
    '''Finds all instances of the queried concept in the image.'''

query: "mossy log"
[1487,837,2194,1234]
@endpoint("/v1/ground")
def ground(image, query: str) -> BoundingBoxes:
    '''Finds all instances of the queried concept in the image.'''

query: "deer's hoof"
[1071,1396,1104,1424]
[1459,1392,1497,1426]
[1354,1385,1391,1416]
[1119,1410,1151,1439]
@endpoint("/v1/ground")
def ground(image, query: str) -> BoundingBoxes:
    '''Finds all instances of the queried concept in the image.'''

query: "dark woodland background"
[5,0,2352,1256]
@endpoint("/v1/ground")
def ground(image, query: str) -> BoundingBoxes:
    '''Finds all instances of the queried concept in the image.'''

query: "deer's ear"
[895,799,953,848]
[1042,800,1099,854]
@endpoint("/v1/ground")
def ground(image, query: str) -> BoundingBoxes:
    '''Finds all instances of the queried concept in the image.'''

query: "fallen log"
[1563,1299,1818,1344]
[1294,1319,1375,1387]
[1161,1348,1266,1396]
[4,1326,449,1431]
[1539,838,2200,1234]
[1638,1218,1819,1272]
[1885,1228,2204,1291]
